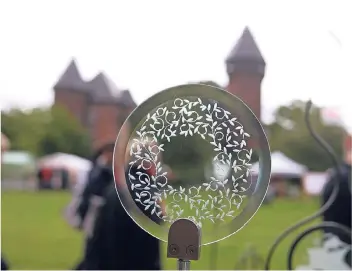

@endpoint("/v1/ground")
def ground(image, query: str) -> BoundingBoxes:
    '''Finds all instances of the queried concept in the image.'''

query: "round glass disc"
[113,84,271,245]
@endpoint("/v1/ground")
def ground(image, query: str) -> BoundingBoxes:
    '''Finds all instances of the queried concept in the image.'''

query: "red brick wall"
[90,104,121,150]
[54,90,136,151]
[54,90,88,127]
[226,73,262,121]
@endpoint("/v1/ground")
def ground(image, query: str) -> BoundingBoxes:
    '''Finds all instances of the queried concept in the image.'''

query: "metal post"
[177,259,191,271]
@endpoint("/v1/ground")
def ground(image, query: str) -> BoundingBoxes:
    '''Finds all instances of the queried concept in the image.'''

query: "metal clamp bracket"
[167,218,201,270]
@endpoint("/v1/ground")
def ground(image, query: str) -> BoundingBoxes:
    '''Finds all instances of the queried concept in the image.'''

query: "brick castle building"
[53,26,265,150]
[53,63,136,149]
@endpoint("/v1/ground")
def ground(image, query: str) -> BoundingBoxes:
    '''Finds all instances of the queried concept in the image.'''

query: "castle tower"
[53,59,89,127]
[225,27,266,121]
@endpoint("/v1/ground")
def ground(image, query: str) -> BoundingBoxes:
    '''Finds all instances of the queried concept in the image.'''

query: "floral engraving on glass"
[127,98,254,225]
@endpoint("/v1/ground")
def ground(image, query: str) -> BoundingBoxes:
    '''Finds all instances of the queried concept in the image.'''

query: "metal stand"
[167,219,201,271]
[177,259,190,270]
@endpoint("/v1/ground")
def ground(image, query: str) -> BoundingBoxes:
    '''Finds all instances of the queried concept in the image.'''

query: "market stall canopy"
[2,151,35,166]
[251,151,307,177]
[37,152,92,172]
[2,151,36,181]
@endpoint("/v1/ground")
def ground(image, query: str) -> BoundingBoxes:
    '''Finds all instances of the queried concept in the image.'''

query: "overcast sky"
[0,1,351,131]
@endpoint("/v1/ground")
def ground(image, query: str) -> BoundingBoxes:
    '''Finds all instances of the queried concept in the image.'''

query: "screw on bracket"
[187,245,196,256]
[169,244,179,256]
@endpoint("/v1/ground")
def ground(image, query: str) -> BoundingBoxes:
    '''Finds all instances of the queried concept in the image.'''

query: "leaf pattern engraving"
[128,98,254,226]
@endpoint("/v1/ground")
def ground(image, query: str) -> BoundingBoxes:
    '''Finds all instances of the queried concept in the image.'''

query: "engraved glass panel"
[113,84,271,245]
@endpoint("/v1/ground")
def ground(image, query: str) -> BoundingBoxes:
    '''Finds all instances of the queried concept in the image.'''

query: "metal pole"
[177,259,190,271]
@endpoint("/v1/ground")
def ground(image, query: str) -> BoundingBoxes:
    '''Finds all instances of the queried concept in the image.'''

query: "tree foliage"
[1,106,92,158]
[266,100,345,171]
[1,87,344,173]
[160,81,224,182]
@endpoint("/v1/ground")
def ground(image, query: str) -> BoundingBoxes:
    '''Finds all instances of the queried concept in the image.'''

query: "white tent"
[251,151,307,177]
[37,152,92,172]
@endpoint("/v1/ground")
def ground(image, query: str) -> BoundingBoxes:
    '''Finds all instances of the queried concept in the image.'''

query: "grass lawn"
[1,191,320,270]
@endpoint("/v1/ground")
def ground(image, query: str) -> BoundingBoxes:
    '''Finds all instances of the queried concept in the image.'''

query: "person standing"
[321,134,351,266]
[76,143,115,234]
[37,167,53,190]
[65,142,115,270]
[82,125,162,270]
[1,133,10,270]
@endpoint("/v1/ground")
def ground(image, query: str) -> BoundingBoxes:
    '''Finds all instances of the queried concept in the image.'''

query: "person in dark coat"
[82,166,162,270]
[1,257,9,270]
[321,136,351,266]
[1,134,10,270]
[82,125,162,270]
[76,143,116,226]
[322,140,351,241]
[72,142,116,270]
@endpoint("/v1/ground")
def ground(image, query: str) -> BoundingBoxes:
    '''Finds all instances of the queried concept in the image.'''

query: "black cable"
[287,222,351,270]
[264,100,344,270]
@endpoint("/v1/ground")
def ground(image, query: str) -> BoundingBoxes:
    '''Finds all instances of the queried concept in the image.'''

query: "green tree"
[38,106,92,158]
[266,100,345,171]
[1,106,92,158]
[160,81,224,182]
[1,108,48,154]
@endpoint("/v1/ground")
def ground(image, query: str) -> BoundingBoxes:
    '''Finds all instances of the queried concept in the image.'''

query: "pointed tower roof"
[226,27,265,64]
[53,59,85,91]
[54,60,137,106]
[88,73,113,97]
[87,72,122,101]
[119,90,136,107]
